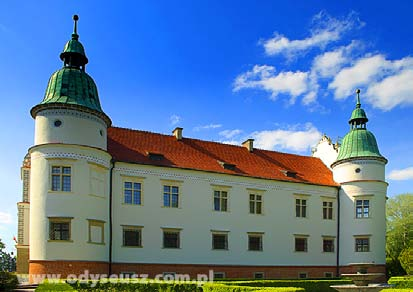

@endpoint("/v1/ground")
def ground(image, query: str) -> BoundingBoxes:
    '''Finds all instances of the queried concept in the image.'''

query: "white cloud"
[170,114,181,126]
[251,123,322,152]
[329,55,413,109]
[193,123,222,131]
[234,65,309,103]
[0,211,12,224]
[261,11,362,57]
[366,69,413,110]
[220,140,240,146]
[219,129,243,139]
[388,167,413,180]
[312,41,358,78]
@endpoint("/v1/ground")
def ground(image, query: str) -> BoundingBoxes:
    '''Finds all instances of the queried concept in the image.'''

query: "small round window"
[54,120,62,127]
[355,168,361,173]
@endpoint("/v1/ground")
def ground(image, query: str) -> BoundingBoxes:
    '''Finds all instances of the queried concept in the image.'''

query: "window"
[298,272,308,279]
[162,272,176,280]
[295,237,308,252]
[212,233,228,250]
[214,190,228,211]
[323,238,334,252]
[88,220,104,244]
[122,226,142,247]
[254,272,264,279]
[249,194,262,214]
[355,238,370,252]
[163,229,180,248]
[323,201,333,219]
[213,272,225,279]
[124,181,142,205]
[163,185,179,208]
[51,166,71,192]
[296,199,307,218]
[356,200,370,218]
[324,272,334,278]
[248,234,263,251]
[49,217,72,241]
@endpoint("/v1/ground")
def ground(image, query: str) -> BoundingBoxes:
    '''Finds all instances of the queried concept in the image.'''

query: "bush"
[387,257,406,277]
[203,283,304,292]
[69,280,202,291]
[388,276,413,288]
[36,281,75,291]
[384,290,413,292]
[219,279,353,292]
[0,271,19,291]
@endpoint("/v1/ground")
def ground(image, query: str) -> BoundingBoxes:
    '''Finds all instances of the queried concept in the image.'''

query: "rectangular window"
[356,200,370,218]
[163,229,180,248]
[163,185,179,208]
[323,238,334,252]
[88,220,104,244]
[249,194,262,214]
[325,272,334,278]
[49,218,72,241]
[214,190,228,211]
[212,233,228,250]
[254,272,264,279]
[248,234,263,251]
[298,272,308,279]
[296,199,307,218]
[323,201,333,219]
[122,226,142,247]
[51,166,71,192]
[355,238,370,252]
[295,237,308,252]
[124,182,142,205]
[213,272,225,279]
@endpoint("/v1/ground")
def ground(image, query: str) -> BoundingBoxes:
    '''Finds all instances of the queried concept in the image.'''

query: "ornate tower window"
[51,166,71,192]
[355,199,370,218]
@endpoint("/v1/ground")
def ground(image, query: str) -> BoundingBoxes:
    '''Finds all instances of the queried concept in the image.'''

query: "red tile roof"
[108,127,338,187]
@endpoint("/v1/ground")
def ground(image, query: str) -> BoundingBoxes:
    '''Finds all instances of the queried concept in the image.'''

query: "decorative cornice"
[35,108,108,128]
[114,167,337,196]
[31,151,110,168]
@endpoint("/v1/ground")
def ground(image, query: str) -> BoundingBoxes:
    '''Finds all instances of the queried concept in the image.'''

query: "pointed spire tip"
[72,14,79,40]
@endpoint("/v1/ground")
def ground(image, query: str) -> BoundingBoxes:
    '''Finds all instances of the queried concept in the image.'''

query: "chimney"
[242,139,254,152]
[172,127,183,140]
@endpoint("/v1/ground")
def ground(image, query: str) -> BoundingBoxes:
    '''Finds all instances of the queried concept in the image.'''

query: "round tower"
[29,15,112,280]
[331,89,387,273]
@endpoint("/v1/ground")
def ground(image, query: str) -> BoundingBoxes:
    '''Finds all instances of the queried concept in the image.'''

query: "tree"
[0,239,16,272]
[386,193,413,276]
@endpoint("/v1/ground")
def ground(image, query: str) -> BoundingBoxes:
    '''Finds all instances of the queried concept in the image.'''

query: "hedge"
[218,279,353,292]
[68,280,202,291]
[384,290,413,292]
[388,276,413,288]
[203,283,304,292]
[36,281,76,291]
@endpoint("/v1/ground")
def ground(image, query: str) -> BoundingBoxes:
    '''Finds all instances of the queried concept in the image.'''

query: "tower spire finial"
[72,14,79,40]
[356,88,361,109]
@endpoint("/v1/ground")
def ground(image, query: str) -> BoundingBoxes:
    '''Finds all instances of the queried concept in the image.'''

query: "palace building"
[16,16,388,280]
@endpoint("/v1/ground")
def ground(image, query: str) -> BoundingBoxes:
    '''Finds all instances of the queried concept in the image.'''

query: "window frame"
[214,190,229,212]
[294,235,309,252]
[295,198,307,218]
[122,225,143,247]
[48,217,73,242]
[212,231,229,250]
[161,180,182,208]
[322,201,334,220]
[322,237,335,253]
[354,236,370,252]
[50,165,72,192]
[249,193,263,215]
[248,233,264,251]
[254,272,265,279]
[162,228,181,249]
[355,199,371,219]
[122,177,144,206]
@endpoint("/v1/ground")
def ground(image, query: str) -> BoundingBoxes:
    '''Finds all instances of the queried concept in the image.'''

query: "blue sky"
[1,1,412,252]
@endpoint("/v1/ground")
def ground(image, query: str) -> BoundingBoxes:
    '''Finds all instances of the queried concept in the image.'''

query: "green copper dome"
[336,128,382,160]
[40,67,102,112]
[31,15,110,126]
[334,89,385,164]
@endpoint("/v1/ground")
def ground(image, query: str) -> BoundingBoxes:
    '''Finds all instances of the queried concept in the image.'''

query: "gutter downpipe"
[109,159,115,275]
[336,186,341,277]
